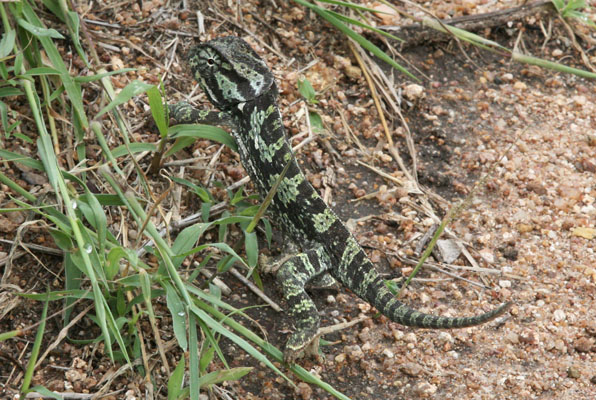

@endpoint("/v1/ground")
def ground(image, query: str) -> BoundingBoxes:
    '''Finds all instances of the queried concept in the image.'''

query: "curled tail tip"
[494,300,513,317]
[465,300,512,326]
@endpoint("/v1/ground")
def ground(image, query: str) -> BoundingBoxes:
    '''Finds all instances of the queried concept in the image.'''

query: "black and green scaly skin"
[171,36,511,363]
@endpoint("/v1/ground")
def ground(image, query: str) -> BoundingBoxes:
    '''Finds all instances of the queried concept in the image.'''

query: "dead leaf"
[371,2,400,25]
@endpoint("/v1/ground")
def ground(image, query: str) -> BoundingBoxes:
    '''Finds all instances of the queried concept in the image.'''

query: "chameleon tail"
[361,268,511,329]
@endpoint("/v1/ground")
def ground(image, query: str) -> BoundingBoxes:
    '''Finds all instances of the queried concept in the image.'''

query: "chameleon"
[170,36,511,363]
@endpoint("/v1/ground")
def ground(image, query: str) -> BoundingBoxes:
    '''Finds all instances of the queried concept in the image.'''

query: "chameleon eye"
[207,58,215,66]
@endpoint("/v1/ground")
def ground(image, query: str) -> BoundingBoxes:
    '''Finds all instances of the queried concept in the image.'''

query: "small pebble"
[400,362,423,377]
[553,309,566,322]
[567,366,580,379]
[499,280,512,288]
[574,337,594,353]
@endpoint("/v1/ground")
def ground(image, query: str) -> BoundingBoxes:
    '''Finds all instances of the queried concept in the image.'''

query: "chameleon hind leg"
[308,273,337,289]
[276,245,332,363]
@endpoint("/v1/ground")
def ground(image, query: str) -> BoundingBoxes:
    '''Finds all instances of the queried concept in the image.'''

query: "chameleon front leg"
[276,245,332,363]
[168,101,234,126]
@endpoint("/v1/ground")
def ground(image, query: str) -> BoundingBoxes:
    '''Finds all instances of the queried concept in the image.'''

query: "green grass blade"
[96,80,154,118]
[17,18,64,39]
[168,124,237,151]
[0,329,21,341]
[0,148,44,170]
[189,313,200,398]
[315,0,389,14]
[19,66,61,76]
[245,159,292,234]
[244,231,258,268]
[0,87,24,97]
[64,253,83,324]
[198,367,253,388]
[163,136,196,158]
[326,9,403,42]
[167,354,185,400]
[20,292,49,394]
[80,190,108,258]
[188,302,291,383]
[512,51,596,79]
[421,17,507,50]
[20,0,88,128]
[26,386,63,400]
[0,29,16,58]
[110,142,157,158]
[165,282,188,351]
[148,85,168,137]
[293,0,417,80]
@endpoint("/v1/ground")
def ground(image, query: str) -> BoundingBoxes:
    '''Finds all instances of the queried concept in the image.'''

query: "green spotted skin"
[172,36,511,362]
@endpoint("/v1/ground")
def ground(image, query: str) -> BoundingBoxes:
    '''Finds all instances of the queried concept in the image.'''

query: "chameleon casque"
[170,36,511,363]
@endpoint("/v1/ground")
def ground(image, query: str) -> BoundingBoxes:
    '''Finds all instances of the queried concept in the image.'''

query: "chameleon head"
[187,36,275,109]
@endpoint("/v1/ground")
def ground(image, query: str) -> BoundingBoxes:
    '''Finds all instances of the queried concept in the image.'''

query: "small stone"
[572,95,587,106]
[513,81,527,90]
[84,377,98,389]
[479,248,495,263]
[413,382,437,398]
[344,65,362,80]
[437,332,454,344]
[65,369,86,383]
[404,332,417,344]
[554,339,566,352]
[358,328,371,343]
[346,344,364,360]
[404,84,425,101]
[47,379,65,392]
[334,353,346,363]
[571,227,596,239]
[567,366,581,379]
[295,382,312,400]
[326,295,336,304]
[382,348,394,358]
[526,182,547,195]
[400,362,423,376]
[574,337,594,353]
[436,239,461,263]
[506,332,519,344]
[552,49,563,56]
[517,223,533,233]
[519,329,538,345]
[501,73,514,82]
[499,280,512,288]
[553,309,566,322]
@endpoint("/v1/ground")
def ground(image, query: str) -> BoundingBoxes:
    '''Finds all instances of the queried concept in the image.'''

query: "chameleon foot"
[284,334,322,364]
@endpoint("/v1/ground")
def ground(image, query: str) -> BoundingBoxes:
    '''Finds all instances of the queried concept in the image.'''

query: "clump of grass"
[0,2,352,399]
